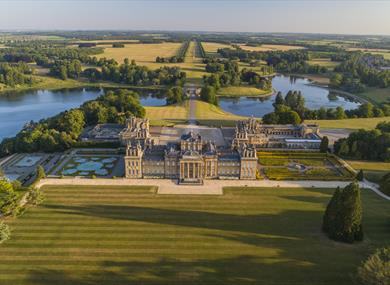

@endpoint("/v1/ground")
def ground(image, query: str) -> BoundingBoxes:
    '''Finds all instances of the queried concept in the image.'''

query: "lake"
[218,75,361,117]
[0,88,166,141]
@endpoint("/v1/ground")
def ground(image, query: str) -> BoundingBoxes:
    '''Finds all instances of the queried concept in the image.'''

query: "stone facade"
[124,120,258,183]
[232,117,321,149]
[123,116,322,183]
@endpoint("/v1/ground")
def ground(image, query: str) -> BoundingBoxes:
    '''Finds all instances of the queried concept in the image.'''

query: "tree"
[356,169,364,181]
[273,91,285,107]
[335,106,346,119]
[320,136,329,153]
[322,182,364,243]
[35,165,46,182]
[200,86,218,106]
[279,110,301,125]
[0,222,10,244]
[166,86,184,105]
[357,247,390,285]
[379,172,390,196]
[322,187,341,234]
[0,179,19,216]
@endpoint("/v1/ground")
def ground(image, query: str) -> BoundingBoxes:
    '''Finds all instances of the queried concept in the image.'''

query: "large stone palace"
[233,117,321,149]
[121,117,321,184]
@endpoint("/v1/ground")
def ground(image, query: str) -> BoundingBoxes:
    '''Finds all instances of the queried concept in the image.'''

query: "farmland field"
[239,44,305,52]
[95,41,207,84]
[201,42,232,57]
[347,48,390,59]
[96,42,182,67]
[307,59,340,70]
[1,185,389,285]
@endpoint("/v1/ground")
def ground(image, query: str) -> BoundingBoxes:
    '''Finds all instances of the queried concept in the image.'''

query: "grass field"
[306,116,390,130]
[178,40,207,85]
[145,101,189,126]
[90,40,207,85]
[347,48,390,60]
[201,42,232,57]
[346,160,390,183]
[217,86,272,97]
[355,87,390,105]
[96,42,182,67]
[307,59,340,70]
[239,44,305,52]
[194,100,247,126]
[1,185,389,285]
[0,75,86,93]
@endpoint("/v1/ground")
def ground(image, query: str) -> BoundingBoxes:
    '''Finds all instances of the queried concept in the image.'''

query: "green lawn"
[0,185,388,285]
[356,87,390,105]
[194,100,248,126]
[145,103,189,126]
[217,86,272,97]
[306,116,390,130]
[346,160,390,183]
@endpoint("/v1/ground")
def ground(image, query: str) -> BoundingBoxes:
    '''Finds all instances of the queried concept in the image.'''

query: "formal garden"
[258,151,356,180]
[57,155,120,177]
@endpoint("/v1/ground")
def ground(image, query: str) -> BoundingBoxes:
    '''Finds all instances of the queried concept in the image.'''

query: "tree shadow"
[43,203,320,237]
[27,254,330,285]
[26,201,367,285]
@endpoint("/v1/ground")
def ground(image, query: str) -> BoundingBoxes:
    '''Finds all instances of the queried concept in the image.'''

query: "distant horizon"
[1,29,390,38]
[1,0,390,36]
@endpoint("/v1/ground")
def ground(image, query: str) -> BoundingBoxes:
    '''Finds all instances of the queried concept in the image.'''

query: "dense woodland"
[83,58,186,86]
[201,58,272,105]
[0,62,35,87]
[218,48,328,74]
[334,122,390,162]
[0,89,145,155]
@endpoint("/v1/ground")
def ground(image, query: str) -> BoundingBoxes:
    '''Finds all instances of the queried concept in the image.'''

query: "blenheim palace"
[120,117,321,184]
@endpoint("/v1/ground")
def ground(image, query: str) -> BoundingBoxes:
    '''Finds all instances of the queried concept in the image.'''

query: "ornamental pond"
[218,75,360,117]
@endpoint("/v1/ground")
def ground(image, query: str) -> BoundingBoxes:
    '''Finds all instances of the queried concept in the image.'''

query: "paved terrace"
[35,178,390,200]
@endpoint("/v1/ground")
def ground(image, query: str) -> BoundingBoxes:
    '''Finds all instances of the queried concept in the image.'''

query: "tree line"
[155,41,189,63]
[82,58,186,86]
[203,58,272,92]
[0,62,35,87]
[263,90,390,125]
[331,52,390,92]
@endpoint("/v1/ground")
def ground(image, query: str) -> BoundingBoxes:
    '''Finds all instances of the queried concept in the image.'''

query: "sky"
[1,0,390,35]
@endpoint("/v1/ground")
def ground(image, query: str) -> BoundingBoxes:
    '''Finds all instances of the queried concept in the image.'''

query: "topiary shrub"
[27,188,45,206]
[0,221,10,244]
[379,173,390,196]
[36,165,46,181]
[357,247,390,285]
[356,169,364,181]
[322,182,364,243]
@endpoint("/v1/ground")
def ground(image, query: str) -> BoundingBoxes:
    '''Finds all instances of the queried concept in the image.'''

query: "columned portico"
[179,160,204,184]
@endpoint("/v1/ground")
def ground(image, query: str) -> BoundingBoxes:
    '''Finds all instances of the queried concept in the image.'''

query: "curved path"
[36,177,390,200]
